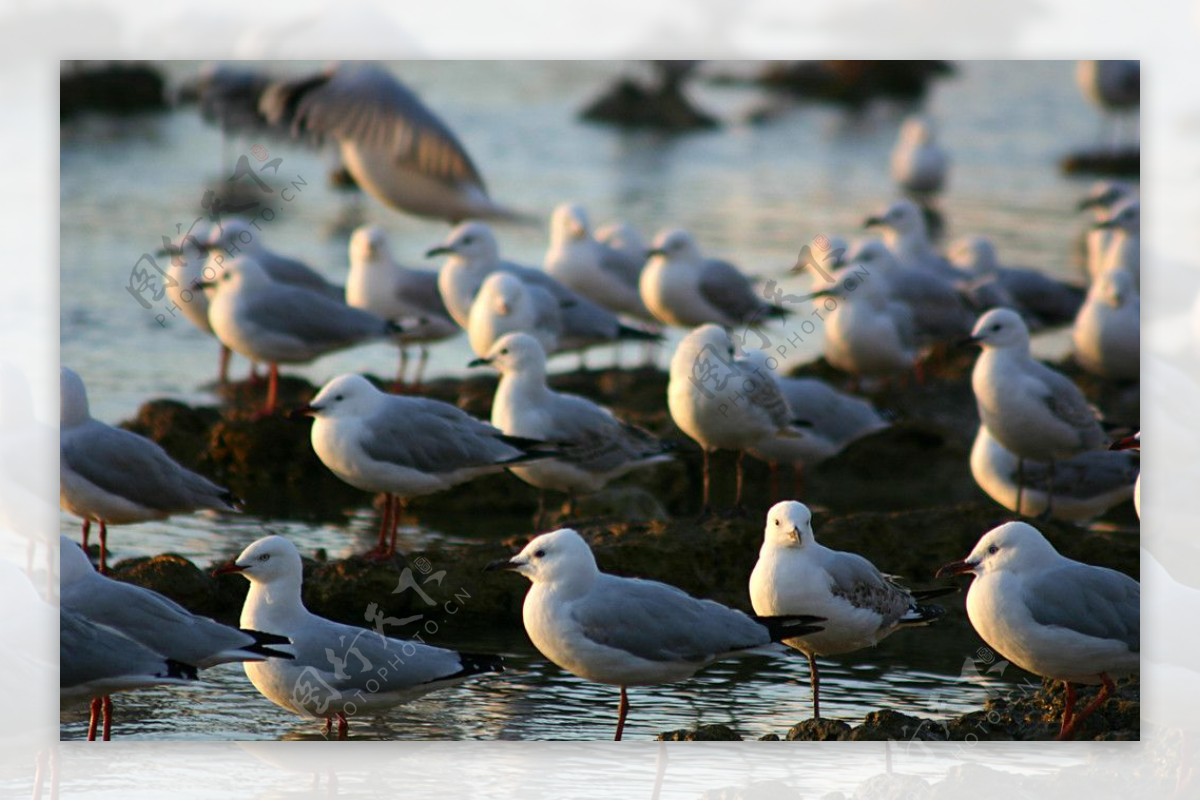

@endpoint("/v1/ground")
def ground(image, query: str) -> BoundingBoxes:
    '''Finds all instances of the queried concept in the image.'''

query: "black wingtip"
[164,658,200,682]
[240,628,295,660]
[496,433,560,462]
[444,651,504,682]
[904,603,947,625]
[617,324,663,342]
[753,613,826,643]
[766,304,791,319]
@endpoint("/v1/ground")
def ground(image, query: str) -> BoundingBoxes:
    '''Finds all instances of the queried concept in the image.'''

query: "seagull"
[749,501,948,719]
[59,367,238,573]
[259,63,522,223]
[1077,181,1136,282]
[1072,267,1139,381]
[202,255,400,414]
[864,199,960,280]
[1109,431,1141,518]
[890,114,948,194]
[1092,198,1140,287]
[485,528,824,740]
[937,521,1138,740]
[198,219,345,301]
[640,229,788,328]
[469,332,672,520]
[346,225,459,390]
[60,535,292,668]
[1076,60,1139,151]
[740,350,889,493]
[544,203,653,322]
[967,308,1107,513]
[971,426,1138,522]
[807,264,920,384]
[159,221,231,381]
[214,535,503,739]
[466,271,563,358]
[595,220,649,265]
[293,373,555,557]
[668,325,806,511]
[948,236,1085,330]
[61,608,199,741]
[430,221,657,353]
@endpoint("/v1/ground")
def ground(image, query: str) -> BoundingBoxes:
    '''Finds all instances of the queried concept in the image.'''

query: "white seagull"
[890,114,948,194]
[937,521,1138,740]
[59,367,238,573]
[1077,181,1136,283]
[967,308,1106,512]
[749,501,948,719]
[203,255,399,414]
[259,63,523,223]
[61,535,292,669]
[544,203,653,322]
[466,271,562,358]
[295,373,554,557]
[970,426,1138,522]
[668,325,805,511]
[1092,198,1140,287]
[214,535,503,739]
[470,332,672,519]
[948,236,1085,330]
[639,228,788,328]
[346,225,459,390]
[486,528,824,740]
[1072,267,1140,381]
[1109,431,1140,518]
[199,219,345,300]
[864,199,960,281]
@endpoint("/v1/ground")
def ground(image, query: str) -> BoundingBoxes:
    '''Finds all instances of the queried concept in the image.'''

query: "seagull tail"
[163,659,201,682]
[900,592,954,626]
[238,628,296,660]
[496,434,561,463]
[444,651,504,681]
[764,304,791,320]
[753,614,826,643]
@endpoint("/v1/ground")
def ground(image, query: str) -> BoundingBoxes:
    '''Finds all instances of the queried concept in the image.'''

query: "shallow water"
[57,60,1115,744]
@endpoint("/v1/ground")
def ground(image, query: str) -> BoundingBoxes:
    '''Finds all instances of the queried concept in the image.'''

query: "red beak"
[211,560,245,577]
[1109,435,1139,452]
[935,558,976,579]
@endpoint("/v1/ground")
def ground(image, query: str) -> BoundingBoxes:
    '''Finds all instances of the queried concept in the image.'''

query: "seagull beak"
[484,556,523,572]
[155,245,180,258]
[804,289,835,300]
[1077,197,1103,211]
[790,527,803,544]
[646,248,667,258]
[863,215,886,228]
[287,403,321,420]
[211,560,246,577]
[935,558,976,578]
[1109,435,1139,451]
[196,280,218,290]
[467,357,492,368]
[425,245,453,258]
[956,334,982,348]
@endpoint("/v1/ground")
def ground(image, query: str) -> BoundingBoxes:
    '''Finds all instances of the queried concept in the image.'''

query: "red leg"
[614,686,629,741]
[264,363,279,415]
[1059,682,1078,737]
[390,497,407,556]
[337,712,348,740]
[81,519,90,550]
[1058,674,1115,741]
[700,450,712,515]
[102,695,112,741]
[373,494,392,557]
[392,347,409,394]
[87,697,100,741]
[98,521,108,575]
[218,345,232,385]
[324,716,332,737]
[808,651,822,720]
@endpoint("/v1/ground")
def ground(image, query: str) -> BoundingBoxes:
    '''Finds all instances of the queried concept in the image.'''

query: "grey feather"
[1023,563,1139,651]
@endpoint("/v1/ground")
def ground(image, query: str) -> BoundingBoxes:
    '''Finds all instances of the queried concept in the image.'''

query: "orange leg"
[101,696,112,741]
[1057,674,1115,741]
[264,363,280,415]
[337,712,348,740]
[87,697,100,741]
[614,686,629,741]
[98,521,108,575]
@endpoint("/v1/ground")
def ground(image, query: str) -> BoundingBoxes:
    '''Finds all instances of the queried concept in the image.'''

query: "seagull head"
[197,255,271,293]
[898,114,936,144]
[763,501,816,550]
[469,332,547,374]
[349,225,390,266]
[475,272,525,318]
[291,374,381,420]
[59,534,94,583]
[204,219,260,256]
[1093,199,1139,235]
[212,534,304,587]
[60,366,91,427]
[549,203,591,245]
[426,221,499,263]
[966,308,1029,350]
[646,228,701,263]
[948,236,998,275]
[1077,180,1132,213]
[864,199,924,236]
[1092,268,1137,308]
[936,521,1060,579]
[485,528,598,590]
[670,324,736,378]
[1110,431,1140,452]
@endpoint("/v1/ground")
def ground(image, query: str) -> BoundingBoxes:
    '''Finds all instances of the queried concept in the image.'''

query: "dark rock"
[757,733,781,741]
[1060,148,1139,178]
[110,553,229,622]
[847,710,937,741]
[757,61,954,106]
[657,723,742,741]
[61,62,167,119]
[580,78,718,131]
[786,718,851,741]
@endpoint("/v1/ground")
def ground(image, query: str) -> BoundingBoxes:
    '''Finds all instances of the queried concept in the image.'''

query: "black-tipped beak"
[425,245,453,258]
[1077,197,1102,212]
[863,215,885,229]
[154,246,178,258]
[956,335,981,348]
[935,558,975,579]
[485,556,520,572]
[196,280,218,290]
[468,357,492,368]
[804,289,835,300]
[1110,435,1140,452]
[646,248,667,258]
[1092,218,1117,230]
[211,560,245,577]
[287,404,320,421]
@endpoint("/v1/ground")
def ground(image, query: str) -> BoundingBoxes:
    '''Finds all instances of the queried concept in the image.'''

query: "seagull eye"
[334,394,344,402]
[258,554,271,562]
[500,348,508,355]
[463,236,474,245]
[987,545,999,555]
[774,519,780,526]
[534,549,546,559]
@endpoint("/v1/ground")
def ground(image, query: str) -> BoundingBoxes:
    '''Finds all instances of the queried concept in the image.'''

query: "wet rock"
[61,62,167,119]
[757,61,953,106]
[580,77,718,131]
[122,399,223,475]
[847,710,938,741]
[111,553,231,622]
[1060,148,1139,178]
[786,718,851,741]
[757,733,781,741]
[657,723,742,741]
